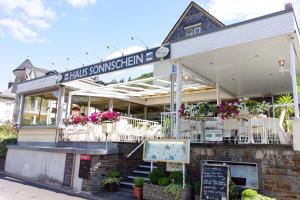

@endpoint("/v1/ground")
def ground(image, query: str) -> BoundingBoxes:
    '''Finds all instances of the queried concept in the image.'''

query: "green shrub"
[170,171,183,185]
[242,189,258,199]
[101,177,120,186]
[229,182,240,200]
[193,181,201,195]
[0,137,17,157]
[134,177,144,188]
[108,171,120,178]
[149,169,165,185]
[158,177,171,186]
[164,183,181,200]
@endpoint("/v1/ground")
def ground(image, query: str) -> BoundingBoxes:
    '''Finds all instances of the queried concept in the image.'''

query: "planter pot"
[108,182,119,192]
[103,184,109,191]
[133,186,143,200]
[181,188,191,200]
[195,194,200,200]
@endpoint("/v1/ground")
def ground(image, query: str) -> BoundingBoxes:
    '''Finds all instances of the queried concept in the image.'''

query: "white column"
[216,81,221,105]
[109,98,113,111]
[290,41,299,118]
[67,94,72,117]
[17,94,24,125]
[175,61,182,139]
[56,85,65,127]
[170,65,176,138]
[87,96,91,115]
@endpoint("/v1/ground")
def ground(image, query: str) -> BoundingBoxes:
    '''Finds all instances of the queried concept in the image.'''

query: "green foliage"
[163,117,171,135]
[101,177,120,186]
[0,125,17,157]
[108,171,120,178]
[133,72,153,80]
[164,183,181,200]
[170,171,183,185]
[242,189,258,199]
[193,181,200,194]
[158,177,171,186]
[274,94,295,132]
[134,177,144,188]
[229,182,240,200]
[149,169,165,185]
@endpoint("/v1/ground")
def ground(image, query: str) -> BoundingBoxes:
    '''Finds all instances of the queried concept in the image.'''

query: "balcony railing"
[58,107,293,145]
[59,116,162,142]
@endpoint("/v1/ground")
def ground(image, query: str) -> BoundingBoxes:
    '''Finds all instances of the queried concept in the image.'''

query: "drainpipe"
[175,60,182,139]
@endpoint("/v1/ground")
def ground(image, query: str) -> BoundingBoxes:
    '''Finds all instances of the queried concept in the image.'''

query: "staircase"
[120,162,157,189]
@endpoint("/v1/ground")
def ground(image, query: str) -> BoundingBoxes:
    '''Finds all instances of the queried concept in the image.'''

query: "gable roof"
[13,59,33,72]
[162,1,225,44]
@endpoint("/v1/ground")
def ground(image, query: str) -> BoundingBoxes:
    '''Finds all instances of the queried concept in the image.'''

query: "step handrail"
[127,141,145,158]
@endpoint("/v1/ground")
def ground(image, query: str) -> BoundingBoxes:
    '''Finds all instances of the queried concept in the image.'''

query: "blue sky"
[0,0,299,91]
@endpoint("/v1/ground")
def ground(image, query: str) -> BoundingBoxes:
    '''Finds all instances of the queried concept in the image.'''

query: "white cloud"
[206,0,300,23]
[0,0,55,42]
[67,0,96,8]
[0,18,41,43]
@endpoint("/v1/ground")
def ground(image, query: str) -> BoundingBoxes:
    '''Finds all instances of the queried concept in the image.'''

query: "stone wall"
[81,154,118,192]
[187,144,300,199]
[116,142,144,178]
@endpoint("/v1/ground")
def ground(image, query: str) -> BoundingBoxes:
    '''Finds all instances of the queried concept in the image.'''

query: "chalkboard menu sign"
[79,154,92,179]
[63,153,75,188]
[200,164,230,200]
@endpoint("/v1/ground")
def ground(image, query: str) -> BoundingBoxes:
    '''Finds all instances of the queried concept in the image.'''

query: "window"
[22,90,58,126]
[184,23,202,37]
[204,160,259,189]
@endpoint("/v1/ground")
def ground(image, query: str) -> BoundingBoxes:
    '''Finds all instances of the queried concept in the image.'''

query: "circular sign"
[155,46,170,58]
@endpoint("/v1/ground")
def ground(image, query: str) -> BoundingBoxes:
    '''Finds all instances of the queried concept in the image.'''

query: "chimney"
[8,82,14,89]
[285,2,293,10]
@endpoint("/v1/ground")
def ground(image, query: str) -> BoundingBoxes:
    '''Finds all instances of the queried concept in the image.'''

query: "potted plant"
[133,177,144,200]
[274,94,295,132]
[193,181,200,200]
[164,183,181,200]
[101,171,121,192]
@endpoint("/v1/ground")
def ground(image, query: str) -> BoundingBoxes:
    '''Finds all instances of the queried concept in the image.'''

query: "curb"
[0,171,102,200]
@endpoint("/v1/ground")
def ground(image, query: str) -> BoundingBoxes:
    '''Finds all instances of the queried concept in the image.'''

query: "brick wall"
[188,144,300,199]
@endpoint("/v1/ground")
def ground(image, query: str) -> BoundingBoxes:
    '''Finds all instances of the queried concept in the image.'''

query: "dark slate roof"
[0,87,15,99]
[13,59,50,74]
[13,59,33,72]
[162,1,225,44]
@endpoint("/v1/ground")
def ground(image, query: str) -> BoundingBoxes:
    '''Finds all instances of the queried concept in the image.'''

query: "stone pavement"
[0,173,133,200]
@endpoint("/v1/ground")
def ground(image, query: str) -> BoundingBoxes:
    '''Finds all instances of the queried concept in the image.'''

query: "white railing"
[61,116,162,142]
[162,104,293,145]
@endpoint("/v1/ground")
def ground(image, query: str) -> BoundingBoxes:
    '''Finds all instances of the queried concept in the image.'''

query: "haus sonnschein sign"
[61,45,170,83]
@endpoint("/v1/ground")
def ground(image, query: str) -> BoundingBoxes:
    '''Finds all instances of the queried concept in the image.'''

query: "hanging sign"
[61,45,171,83]
[79,154,92,179]
[200,164,230,200]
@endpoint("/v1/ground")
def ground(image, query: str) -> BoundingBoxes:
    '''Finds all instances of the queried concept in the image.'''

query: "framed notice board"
[200,164,230,200]
[63,153,75,188]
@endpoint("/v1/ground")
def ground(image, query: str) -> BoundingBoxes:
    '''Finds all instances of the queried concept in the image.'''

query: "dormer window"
[184,23,202,37]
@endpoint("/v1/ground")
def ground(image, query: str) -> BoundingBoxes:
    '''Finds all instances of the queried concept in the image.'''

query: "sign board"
[79,154,92,179]
[166,162,183,172]
[63,153,75,187]
[143,139,190,163]
[61,45,171,83]
[200,164,230,200]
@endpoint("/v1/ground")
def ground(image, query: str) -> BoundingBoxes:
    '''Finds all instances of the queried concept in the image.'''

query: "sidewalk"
[0,171,133,200]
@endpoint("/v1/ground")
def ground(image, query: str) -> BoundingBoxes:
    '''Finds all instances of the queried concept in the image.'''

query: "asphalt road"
[0,174,86,200]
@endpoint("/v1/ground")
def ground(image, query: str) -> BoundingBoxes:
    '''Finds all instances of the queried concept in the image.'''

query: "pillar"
[290,41,299,118]
[56,85,66,127]
[175,61,182,139]
[109,98,113,111]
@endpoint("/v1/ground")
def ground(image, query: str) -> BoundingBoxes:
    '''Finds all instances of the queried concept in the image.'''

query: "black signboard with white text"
[200,164,230,200]
[61,45,170,83]
[63,153,75,188]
